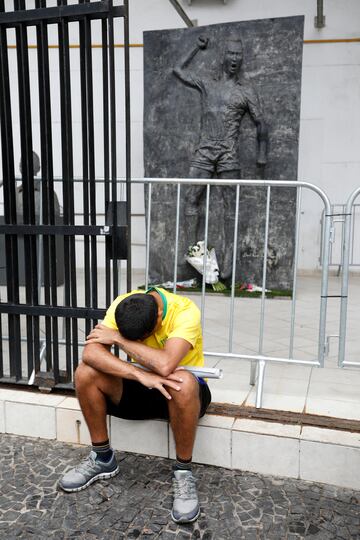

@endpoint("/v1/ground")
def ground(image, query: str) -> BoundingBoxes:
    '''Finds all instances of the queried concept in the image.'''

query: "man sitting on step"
[59,286,212,524]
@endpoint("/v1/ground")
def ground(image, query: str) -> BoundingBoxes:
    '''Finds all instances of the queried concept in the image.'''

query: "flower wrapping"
[186,241,220,285]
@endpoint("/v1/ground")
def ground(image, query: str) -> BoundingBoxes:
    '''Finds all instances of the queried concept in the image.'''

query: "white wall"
[0,0,359,271]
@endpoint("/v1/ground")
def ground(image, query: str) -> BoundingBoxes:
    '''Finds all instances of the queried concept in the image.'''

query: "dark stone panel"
[144,16,304,289]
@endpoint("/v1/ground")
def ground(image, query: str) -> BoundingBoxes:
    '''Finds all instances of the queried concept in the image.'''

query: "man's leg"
[75,362,123,443]
[167,370,200,460]
[186,166,212,248]
[59,363,123,492]
[218,169,241,280]
[167,371,203,523]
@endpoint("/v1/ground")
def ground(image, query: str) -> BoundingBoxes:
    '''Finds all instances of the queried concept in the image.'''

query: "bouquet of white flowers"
[186,241,226,292]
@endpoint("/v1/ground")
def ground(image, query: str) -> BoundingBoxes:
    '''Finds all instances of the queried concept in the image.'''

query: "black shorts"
[106,378,212,421]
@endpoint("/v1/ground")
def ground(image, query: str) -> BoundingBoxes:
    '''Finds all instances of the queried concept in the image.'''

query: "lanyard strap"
[145,287,167,320]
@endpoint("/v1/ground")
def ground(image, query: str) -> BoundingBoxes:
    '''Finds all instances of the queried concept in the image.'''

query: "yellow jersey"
[102,287,204,368]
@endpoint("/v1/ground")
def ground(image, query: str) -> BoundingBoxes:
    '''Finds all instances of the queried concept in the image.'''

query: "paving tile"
[300,439,360,490]
[310,366,360,386]
[5,402,56,439]
[56,396,81,410]
[307,379,360,402]
[169,422,232,468]
[305,397,360,420]
[233,419,301,438]
[198,414,235,429]
[301,426,360,448]
[56,408,109,446]
[245,377,309,413]
[2,390,67,407]
[0,401,4,433]
[2,432,360,537]
[110,418,169,457]
[232,430,300,478]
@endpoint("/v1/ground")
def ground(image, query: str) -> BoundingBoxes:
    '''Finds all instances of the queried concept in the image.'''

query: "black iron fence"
[0,0,130,390]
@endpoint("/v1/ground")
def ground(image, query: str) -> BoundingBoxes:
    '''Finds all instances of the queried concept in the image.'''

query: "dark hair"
[114,293,158,340]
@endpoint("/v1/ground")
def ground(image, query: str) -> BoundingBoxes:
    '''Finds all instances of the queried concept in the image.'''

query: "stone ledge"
[1,390,360,490]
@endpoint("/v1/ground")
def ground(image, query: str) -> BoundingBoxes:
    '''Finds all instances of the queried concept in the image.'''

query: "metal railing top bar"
[204,351,320,367]
[134,178,330,205]
[338,186,360,368]
[0,3,125,27]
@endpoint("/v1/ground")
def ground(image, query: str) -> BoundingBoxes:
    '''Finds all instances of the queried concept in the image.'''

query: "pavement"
[1,434,360,539]
[2,272,360,422]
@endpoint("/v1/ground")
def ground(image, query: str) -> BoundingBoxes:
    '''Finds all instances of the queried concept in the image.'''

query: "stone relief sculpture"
[173,36,269,279]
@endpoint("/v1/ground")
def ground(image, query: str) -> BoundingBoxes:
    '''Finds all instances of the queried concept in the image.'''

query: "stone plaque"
[143,16,304,289]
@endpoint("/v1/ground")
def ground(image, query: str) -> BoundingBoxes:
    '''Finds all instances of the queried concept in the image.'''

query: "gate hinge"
[100,225,110,235]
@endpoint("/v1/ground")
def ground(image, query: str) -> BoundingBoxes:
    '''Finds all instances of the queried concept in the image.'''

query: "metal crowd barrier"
[139,177,332,408]
[338,186,360,368]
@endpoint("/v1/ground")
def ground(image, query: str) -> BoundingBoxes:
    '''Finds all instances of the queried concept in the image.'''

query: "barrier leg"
[255,359,266,408]
[249,360,257,385]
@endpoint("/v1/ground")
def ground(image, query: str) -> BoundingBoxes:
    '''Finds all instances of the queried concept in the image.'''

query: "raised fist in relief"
[197,36,209,50]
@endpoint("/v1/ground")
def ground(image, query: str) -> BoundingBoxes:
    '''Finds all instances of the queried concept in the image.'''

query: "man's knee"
[170,371,199,405]
[74,362,98,390]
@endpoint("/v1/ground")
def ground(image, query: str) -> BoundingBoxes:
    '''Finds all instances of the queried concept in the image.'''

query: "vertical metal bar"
[255,359,266,408]
[319,209,324,267]
[145,183,152,290]
[258,186,271,355]
[84,14,98,330]
[228,184,240,352]
[255,187,271,405]
[173,183,181,294]
[102,17,111,307]
[64,9,78,373]
[249,362,257,386]
[108,0,118,300]
[338,189,360,366]
[201,184,210,330]
[79,7,91,337]
[123,0,132,292]
[318,207,332,368]
[338,204,345,274]
[15,0,38,381]
[328,205,333,265]
[0,314,3,379]
[289,186,302,358]
[0,0,21,379]
[36,0,55,376]
[338,214,351,367]
[351,205,355,265]
[58,0,74,378]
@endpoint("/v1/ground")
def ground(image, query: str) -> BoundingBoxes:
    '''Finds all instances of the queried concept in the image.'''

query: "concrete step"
[1,388,360,491]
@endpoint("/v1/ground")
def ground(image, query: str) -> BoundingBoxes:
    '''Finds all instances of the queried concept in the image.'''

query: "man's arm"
[85,324,191,378]
[245,85,269,166]
[254,119,268,166]
[82,342,183,399]
[173,35,208,87]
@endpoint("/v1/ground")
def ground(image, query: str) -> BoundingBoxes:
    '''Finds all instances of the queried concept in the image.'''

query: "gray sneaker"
[59,451,119,492]
[171,470,200,523]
